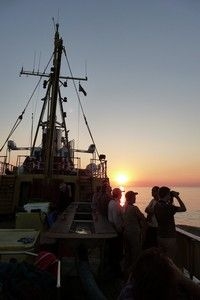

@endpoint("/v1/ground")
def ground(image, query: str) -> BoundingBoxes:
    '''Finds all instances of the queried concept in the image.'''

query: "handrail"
[176,226,200,281]
[176,227,200,242]
[0,159,15,175]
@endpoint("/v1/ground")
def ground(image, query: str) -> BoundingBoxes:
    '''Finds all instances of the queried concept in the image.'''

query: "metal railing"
[176,227,200,281]
[0,156,15,175]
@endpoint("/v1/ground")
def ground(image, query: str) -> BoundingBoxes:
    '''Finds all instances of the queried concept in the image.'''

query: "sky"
[0,0,200,187]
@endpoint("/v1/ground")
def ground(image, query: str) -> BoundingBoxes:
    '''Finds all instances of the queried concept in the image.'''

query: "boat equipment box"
[0,229,40,262]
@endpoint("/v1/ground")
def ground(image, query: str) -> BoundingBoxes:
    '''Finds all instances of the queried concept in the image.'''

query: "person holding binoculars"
[154,186,186,260]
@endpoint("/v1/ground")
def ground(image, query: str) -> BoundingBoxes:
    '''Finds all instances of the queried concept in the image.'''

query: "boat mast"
[45,23,62,177]
[20,23,87,177]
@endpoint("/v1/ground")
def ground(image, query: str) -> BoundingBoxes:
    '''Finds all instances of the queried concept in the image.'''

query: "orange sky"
[109,165,200,188]
[1,2,200,188]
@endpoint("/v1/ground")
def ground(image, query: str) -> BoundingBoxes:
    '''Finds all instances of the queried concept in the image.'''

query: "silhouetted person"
[107,187,123,278]
[119,248,200,300]
[92,183,112,218]
[143,186,159,249]
[123,191,147,279]
[154,186,186,260]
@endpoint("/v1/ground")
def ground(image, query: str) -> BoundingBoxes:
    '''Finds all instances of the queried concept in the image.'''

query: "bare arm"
[175,195,186,212]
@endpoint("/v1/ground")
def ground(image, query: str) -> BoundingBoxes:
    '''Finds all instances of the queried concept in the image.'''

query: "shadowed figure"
[119,248,200,300]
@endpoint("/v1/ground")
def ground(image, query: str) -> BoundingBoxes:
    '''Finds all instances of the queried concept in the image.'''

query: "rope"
[63,46,100,159]
[0,53,53,153]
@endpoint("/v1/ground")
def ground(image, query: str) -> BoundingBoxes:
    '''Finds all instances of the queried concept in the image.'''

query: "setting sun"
[115,173,129,185]
[110,169,137,187]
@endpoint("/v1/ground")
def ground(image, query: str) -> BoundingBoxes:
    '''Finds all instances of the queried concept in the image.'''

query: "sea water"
[120,186,200,227]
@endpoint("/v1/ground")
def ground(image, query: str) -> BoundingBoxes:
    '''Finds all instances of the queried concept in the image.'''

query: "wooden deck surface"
[45,202,117,240]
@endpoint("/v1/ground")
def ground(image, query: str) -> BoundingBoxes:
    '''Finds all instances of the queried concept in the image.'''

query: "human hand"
[170,191,180,198]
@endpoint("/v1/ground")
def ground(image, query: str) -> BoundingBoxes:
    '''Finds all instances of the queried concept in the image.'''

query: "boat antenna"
[85,59,88,78]
[52,17,60,34]
[33,51,36,72]
[52,17,56,32]
[63,47,100,159]
[30,112,33,150]
[37,51,41,73]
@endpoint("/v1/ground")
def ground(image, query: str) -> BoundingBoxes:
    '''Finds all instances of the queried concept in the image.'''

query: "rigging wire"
[63,46,100,159]
[0,53,54,153]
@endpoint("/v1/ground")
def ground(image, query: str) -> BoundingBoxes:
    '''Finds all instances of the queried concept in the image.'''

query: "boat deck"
[60,255,123,300]
[0,215,199,299]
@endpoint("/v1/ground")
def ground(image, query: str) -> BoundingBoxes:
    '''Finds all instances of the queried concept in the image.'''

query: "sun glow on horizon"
[109,169,139,187]
[114,172,129,186]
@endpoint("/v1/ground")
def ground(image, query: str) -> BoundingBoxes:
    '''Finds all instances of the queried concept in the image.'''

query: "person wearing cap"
[123,190,147,279]
[154,186,186,261]
[107,187,124,277]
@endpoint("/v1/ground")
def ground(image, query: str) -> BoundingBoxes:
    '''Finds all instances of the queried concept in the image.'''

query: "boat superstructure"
[0,23,109,216]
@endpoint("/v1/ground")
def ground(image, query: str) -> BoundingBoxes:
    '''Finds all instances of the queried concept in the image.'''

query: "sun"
[115,173,129,185]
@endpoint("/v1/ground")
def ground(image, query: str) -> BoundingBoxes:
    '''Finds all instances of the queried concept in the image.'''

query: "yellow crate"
[15,212,46,231]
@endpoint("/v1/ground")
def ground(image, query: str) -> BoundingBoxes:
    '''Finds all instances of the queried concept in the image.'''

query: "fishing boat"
[0,21,128,299]
[0,23,111,218]
[0,22,119,299]
[0,23,199,300]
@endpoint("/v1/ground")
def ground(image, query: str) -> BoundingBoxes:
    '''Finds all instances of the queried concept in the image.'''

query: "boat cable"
[63,46,100,159]
[0,54,54,153]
